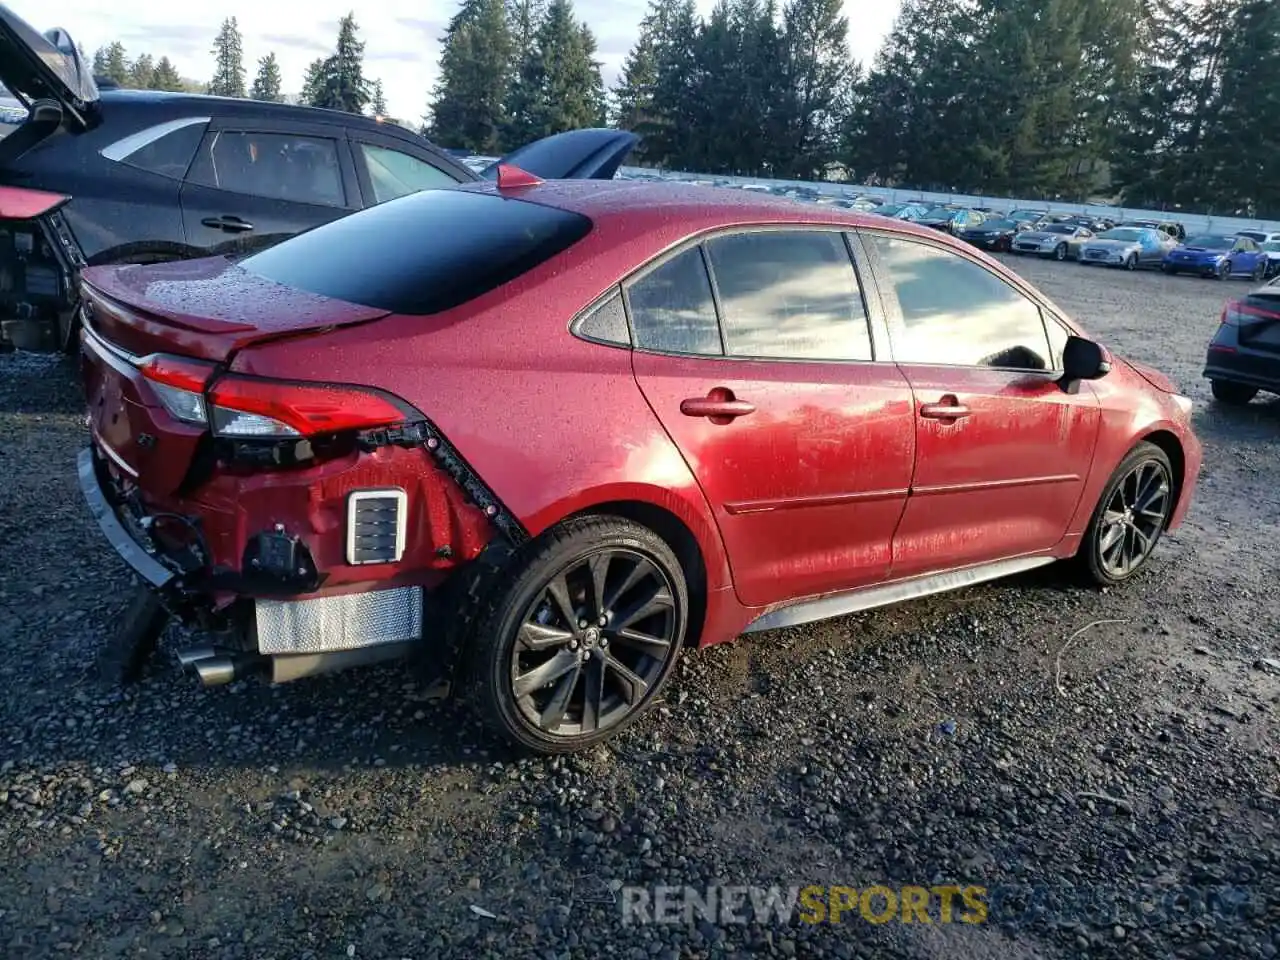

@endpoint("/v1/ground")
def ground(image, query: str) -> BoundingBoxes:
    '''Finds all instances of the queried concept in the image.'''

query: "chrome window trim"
[100,117,211,163]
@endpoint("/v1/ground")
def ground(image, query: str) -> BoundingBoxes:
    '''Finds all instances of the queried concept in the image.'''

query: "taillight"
[139,353,215,425]
[1220,301,1243,327]
[206,376,409,438]
[137,353,410,439]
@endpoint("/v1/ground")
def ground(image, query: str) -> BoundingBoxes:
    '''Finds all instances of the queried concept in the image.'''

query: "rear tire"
[1078,442,1174,587]
[469,516,689,754]
[1210,380,1258,405]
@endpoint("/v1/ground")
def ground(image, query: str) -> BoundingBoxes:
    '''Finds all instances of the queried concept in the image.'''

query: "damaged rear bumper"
[76,445,444,685]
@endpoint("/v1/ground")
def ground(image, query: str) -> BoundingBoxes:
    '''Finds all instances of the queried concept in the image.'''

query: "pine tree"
[92,42,131,85]
[369,78,389,116]
[427,0,513,150]
[151,57,185,92]
[503,0,547,146]
[612,26,657,134]
[644,0,703,169]
[250,52,283,102]
[128,53,155,90]
[313,12,370,113]
[300,58,327,106]
[521,0,606,137]
[208,17,246,97]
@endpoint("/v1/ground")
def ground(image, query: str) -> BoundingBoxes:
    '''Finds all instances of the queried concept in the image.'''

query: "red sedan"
[73,171,1202,754]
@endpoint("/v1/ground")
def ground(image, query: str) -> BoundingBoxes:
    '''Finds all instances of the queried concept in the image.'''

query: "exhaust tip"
[175,646,219,667]
[193,656,238,687]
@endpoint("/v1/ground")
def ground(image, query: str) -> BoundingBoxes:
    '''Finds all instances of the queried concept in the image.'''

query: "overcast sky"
[11,0,901,125]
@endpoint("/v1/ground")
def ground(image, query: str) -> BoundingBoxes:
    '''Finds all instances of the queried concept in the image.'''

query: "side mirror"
[1059,336,1110,394]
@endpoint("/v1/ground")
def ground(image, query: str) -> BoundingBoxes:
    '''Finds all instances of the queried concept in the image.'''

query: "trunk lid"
[80,256,390,362]
[0,6,97,126]
[79,256,391,497]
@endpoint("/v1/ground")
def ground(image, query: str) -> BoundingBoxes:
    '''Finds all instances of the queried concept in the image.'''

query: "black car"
[0,5,638,351]
[958,217,1025,252]
[1203,277,1280,405]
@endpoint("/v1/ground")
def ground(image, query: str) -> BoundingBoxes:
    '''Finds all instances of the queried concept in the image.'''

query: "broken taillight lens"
[138,353,410,439]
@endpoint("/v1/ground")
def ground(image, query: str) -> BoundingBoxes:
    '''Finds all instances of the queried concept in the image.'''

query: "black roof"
[98,88,415,137]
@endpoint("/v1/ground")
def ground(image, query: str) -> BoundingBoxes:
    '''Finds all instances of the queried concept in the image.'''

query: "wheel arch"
[1137,428,1186,528]
[568,498,710,647]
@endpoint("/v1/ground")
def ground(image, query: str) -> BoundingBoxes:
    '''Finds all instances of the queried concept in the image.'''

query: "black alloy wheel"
[1080,442,1174,585]
[471,517,687,753]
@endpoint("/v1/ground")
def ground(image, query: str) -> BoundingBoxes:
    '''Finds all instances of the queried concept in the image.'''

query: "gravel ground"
[1,257,1278,960]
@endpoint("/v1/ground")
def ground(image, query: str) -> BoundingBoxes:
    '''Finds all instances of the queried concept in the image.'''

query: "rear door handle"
[680,390,755,421]
[919,395,971,420]
[201,215,254,233]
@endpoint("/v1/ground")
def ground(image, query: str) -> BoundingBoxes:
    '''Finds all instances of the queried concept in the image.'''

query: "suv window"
[359,143,460,203]
[240,189,591,315]
[628,247,722,355]
[190,131,345,207]
[704,230,872,361]
[106,120,207,179]
[870,235,1052,370]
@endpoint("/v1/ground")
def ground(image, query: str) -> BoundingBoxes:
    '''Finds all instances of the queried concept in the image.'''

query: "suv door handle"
[201,215,254,233]
[920,395,972,420]
[680,389,755,421]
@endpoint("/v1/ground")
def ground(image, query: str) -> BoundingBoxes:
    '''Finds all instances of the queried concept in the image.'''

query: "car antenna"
[494,164,543,190]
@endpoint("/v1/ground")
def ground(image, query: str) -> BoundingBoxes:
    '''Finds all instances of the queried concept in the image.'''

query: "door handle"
[201,215,254,233]
[680,389,755,421]
[920,395,971,420]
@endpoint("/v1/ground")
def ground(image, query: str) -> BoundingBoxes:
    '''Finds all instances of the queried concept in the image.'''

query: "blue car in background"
[874,202,931,221]
[1162,234,1269,281]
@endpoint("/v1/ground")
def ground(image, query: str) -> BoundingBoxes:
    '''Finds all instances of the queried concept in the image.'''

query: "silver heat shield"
[255,586,423,655]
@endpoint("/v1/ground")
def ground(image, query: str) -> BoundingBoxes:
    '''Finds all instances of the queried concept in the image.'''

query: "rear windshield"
[239,188,592,315]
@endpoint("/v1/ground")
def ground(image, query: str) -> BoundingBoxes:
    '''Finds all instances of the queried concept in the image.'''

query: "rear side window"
[102,119,207,179]
[189,131,346,207]
[240,189,592,315]
[704,230,871,361]
[627,247,722,356]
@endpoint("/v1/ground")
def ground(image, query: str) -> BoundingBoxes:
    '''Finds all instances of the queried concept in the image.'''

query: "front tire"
[469,516,688,754]
[1210,380,1258,405]
[1253,260,1266,282]
[1078,442,1174,586]
[1054,243,1068,261]
[1124,254,1138,271]
[1216,259,1231,280]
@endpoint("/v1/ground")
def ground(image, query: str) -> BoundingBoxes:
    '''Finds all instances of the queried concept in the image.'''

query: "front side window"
[189,131,345,207]
[869,234,1052,371]
[359,143,461,203]
[627,247,722,356]
[704,230,872,361]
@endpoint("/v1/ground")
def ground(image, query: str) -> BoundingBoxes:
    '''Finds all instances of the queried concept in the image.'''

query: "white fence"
[615,164,1280,236]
